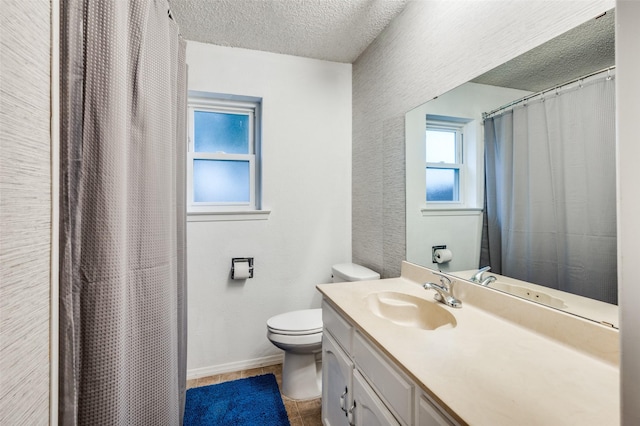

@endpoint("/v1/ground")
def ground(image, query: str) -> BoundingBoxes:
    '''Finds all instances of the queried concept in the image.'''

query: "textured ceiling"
[169,0,409,63]
[472,9,615,92]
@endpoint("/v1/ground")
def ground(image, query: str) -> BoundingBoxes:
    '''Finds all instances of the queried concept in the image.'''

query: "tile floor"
[187,364,322,426]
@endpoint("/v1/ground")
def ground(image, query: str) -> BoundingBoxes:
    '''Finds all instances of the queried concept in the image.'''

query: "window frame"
[187,94,261,214]
[425,120,465,205]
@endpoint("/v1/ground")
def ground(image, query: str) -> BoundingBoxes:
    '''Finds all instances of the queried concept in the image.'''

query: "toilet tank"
[331,263,380,283]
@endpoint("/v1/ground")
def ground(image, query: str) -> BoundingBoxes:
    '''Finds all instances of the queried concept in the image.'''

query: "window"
[187,93,261,214]
[426,120,464,203]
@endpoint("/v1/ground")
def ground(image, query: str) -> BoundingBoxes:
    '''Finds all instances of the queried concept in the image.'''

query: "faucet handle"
[432,271,452,288]
[470,266,491,282]
[422,282,445,303]
[480,275,497,286]
[423,281,462,308]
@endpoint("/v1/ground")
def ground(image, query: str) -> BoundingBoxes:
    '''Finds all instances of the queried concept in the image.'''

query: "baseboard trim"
[187,354,284,380]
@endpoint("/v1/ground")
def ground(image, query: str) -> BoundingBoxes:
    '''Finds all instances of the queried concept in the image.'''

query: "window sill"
[187,210,272,222]
[420,207,483,217]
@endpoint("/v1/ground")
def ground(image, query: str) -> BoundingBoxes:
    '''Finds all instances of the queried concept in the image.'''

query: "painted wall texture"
[0,0,51,424]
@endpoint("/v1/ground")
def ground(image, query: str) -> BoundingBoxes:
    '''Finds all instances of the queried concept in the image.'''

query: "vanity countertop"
[316,261,619,426]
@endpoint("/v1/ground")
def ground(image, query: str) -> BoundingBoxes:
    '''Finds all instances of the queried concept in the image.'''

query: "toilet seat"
[267,308,322,336]
[266,330,322,350]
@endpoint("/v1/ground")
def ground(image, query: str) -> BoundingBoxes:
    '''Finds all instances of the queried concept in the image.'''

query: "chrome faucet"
[479,275,497,287]
[423,272,462,308]
[469,266,491,283]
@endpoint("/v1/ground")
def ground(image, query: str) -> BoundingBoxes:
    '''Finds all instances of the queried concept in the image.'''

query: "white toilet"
[266,263,380,400]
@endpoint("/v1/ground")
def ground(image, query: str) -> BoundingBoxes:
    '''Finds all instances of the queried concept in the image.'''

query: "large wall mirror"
[405,9,617,327]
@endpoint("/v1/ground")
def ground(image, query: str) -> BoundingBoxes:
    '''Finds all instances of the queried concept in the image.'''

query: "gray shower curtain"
[59,0,187,424]
[481,75,616,304]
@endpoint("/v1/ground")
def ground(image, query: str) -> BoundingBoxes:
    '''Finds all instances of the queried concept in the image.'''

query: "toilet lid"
[267,308,323,335]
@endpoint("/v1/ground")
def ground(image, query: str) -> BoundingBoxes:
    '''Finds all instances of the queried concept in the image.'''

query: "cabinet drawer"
[323,300,353,354]
[353,331,413,425]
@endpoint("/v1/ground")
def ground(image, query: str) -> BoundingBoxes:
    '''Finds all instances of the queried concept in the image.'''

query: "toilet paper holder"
[231,257,254,279]
[432,245,447,263]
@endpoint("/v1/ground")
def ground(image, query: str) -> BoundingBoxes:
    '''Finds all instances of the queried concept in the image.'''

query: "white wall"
[185,42,352,376]
[405,83,531,272]
[616,1,640,424]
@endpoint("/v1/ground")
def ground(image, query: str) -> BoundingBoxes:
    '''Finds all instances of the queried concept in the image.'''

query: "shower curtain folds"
[59,0,187,424]
[481,75,616,304]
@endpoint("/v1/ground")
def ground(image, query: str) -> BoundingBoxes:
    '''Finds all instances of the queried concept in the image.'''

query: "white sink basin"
[365,291,457,330]
[490,282,567,309]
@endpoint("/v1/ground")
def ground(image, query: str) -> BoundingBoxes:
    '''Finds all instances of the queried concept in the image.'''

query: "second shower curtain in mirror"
[482,74,616,304]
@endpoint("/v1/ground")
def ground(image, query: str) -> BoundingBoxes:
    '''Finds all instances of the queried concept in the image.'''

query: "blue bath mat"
[184,373,290,426]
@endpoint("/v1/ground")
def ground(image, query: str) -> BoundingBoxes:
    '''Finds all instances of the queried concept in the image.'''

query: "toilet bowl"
[267,309,323,400]
[266,263,380,400]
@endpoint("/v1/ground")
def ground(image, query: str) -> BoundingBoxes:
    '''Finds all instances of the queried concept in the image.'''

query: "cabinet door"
[353,331,413,425]
[417,394,457,426]
[351,370,400,426]
[322,333,353,426]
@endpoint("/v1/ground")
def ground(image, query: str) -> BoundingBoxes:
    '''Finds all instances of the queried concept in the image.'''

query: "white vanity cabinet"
[322,332,352,426]
[322,300,354,426]
[322,301,457,426]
